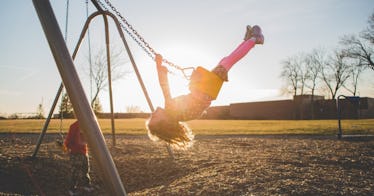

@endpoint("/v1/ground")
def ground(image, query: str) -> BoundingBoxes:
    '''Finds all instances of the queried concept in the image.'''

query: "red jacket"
[64,121,88,155]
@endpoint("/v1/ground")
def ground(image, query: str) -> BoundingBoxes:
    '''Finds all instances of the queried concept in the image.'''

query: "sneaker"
[252,25,264,44]
[243,25,252,40]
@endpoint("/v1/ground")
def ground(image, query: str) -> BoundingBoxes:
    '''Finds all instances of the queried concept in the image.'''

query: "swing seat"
[189,66,224,100]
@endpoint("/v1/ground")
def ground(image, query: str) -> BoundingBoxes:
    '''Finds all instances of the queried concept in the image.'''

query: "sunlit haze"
[0,0,373,116]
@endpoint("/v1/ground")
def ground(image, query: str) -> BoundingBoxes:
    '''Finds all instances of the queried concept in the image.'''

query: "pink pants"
[218,38,256,71]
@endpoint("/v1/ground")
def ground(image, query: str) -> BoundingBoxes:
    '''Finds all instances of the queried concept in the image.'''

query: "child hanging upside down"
[146,25,264,149]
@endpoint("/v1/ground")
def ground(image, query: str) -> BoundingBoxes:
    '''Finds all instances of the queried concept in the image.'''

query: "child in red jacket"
[146,25,264,149]
[64,120,93,194]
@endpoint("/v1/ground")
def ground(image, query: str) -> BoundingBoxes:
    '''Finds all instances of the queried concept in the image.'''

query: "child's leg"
[70,154,79,189]
[218,38,256,72]
[82,154,91,186]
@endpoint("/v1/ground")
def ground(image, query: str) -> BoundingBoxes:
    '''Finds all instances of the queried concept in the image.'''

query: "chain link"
[100,0,186,72]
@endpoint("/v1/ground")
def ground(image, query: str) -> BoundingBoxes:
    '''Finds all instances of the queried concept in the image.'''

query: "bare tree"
[340,12,374,71]
[305,49,324,97]
[304,49,325,119]
[92,98,103,114]
[340,35,374,71]
[126,105,143,113]
[320,50,351,99]
[280,56,301,96]
[343,59,365,96]
[89,46,129,107]
[361,12,374,44]
[298,53,310,95]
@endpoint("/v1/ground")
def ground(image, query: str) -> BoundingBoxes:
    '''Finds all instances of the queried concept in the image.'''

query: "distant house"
[229,99,295,120]
[206,95,374,120]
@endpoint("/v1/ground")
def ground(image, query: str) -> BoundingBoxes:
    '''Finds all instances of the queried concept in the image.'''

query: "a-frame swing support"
[32,1,118,159]
[32,0,126,195]
[32,0,174,159]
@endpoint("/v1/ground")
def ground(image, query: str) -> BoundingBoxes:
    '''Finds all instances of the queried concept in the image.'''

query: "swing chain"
[96,1,153,58]
[100,0,186,72]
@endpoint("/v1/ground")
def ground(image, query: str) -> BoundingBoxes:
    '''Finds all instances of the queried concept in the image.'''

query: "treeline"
[280,12,374,99]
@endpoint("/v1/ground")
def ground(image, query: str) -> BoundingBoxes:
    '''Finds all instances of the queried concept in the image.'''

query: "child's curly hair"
[146,107,194,149]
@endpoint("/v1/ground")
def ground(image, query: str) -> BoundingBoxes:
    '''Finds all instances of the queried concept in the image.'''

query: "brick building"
[205,95,374,120]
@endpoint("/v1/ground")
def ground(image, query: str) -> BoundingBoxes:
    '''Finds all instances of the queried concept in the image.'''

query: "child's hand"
[156,54,168,74]
[155,54,163,67]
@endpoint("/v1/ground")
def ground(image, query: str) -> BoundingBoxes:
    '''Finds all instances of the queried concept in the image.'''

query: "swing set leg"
[33,1,126,195]
[32,83,64,159]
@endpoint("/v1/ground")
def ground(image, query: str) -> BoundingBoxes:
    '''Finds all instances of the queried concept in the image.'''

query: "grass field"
[0,118,373,135]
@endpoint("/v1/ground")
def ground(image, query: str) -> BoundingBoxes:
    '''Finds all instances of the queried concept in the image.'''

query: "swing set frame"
[32,4,155,156]
[31,0,174,195]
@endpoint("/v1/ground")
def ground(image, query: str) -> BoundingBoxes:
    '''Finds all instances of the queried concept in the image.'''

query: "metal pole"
[103,15,116,146]
[337,95,345,139]
[32,1,126,195]
[91,0,104,12]
[32,83,63,158]
[106,12,155,112]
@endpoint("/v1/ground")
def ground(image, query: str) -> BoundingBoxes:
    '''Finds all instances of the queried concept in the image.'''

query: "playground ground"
[0,133,373,195]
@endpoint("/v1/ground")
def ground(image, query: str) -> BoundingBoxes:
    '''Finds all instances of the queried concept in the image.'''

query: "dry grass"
[0,118,373,136]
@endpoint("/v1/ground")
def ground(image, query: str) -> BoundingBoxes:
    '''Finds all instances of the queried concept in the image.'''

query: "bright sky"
[0,0,373,116]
